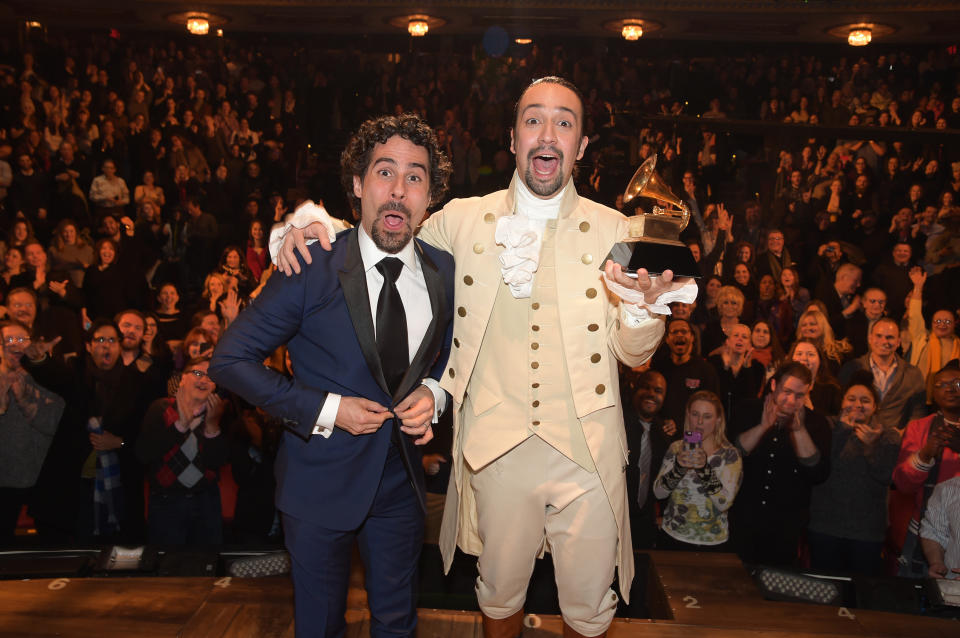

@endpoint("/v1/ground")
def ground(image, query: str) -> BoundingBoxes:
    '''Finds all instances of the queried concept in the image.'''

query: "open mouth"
[382,212,407,231]
[530,147,562,177]
[378,202,410,232]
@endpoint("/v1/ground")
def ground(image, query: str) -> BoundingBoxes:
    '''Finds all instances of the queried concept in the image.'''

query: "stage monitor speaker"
[750,566,845,606]
[226,551,291,578]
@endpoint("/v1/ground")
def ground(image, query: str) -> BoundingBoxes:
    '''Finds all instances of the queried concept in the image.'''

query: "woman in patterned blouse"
[654,391,743,549]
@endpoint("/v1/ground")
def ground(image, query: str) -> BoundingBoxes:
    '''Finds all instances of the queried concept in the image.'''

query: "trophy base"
[604,240,701,279]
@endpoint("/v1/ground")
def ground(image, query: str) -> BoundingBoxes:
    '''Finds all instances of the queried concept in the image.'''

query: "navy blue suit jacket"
[210,229,455,531]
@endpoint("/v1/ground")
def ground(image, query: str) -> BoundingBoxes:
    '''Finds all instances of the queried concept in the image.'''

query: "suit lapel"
[393,240,447,401]
[338,231,390,396]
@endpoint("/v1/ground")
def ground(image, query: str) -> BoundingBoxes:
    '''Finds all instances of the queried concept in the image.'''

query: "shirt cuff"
[621,303,652,327]
[312,393,340,438]
[911,452,935,473]
[421,378,446,423]
[797,451,821,467]
[268,200,340,263]
[602,272,699,317]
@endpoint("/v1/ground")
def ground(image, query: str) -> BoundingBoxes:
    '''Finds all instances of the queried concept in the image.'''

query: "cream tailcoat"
[417,177,665,602]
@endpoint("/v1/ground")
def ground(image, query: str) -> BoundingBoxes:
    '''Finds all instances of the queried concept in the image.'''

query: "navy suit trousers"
[283,444,424,638]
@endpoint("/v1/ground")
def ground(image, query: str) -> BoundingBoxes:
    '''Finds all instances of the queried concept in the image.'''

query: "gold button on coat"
[532,401,540,408]
[595,384,605,394]
[484,213,495,223]
[581,254,593,265]
[590,353,601,363]
[531,362,539,369]
[453,338,460,348]
[532,325,540,331]
[448,368,455,378]
[531,302,540,310]
[579,221,590,232]
[458,307,466,317]
[586,288,597,298]
[463,275,473,285]
[588,323,599,332]
[473,243,484,254]
[531,343,539,350]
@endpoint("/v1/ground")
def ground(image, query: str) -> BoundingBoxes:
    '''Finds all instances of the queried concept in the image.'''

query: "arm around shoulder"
[209,251,329,438]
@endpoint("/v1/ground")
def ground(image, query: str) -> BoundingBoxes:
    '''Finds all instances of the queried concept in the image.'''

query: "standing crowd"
[0,30,957,595]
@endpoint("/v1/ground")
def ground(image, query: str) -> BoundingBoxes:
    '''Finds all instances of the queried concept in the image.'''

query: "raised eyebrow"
[520,103,579,124]
[372,157,427,176]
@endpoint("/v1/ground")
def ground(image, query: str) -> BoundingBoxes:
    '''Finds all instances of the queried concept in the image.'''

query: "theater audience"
[729,362,831,566]
[709,323,766,422]
[795,306,853,375]
[154,283,188,344]
[921,475,960,580]
[702,285,745,355]
[892,361,960,577]
[137,357,229,546]
[0,28,956,573]
[748,319,784,372]
[840,318,926,431]
[47,219,94,288]
[82,238,140,324]
[653,391,742,550]
[789,339,843,417]
[0,319,65,541]
[846,287,889,358]
[906,268,960,400]
[623,370,674,549]
[655,318,719,425]
[77,320,149,542]
[808,373,902,575]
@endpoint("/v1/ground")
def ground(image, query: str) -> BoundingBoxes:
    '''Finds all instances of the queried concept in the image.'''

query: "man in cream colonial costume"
[271,77,696,638]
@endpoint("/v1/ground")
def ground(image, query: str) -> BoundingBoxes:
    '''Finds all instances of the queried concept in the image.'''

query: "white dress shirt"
[313,225,446,436]
[921,475,960,580]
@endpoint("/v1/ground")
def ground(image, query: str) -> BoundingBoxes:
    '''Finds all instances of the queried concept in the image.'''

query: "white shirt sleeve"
[421,378,447,423]
[311,393,341,438]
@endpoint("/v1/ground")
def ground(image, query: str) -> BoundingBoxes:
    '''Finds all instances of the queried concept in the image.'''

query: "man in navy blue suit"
[210,113,454,638]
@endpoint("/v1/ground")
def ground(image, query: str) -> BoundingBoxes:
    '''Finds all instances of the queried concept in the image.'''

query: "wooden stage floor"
[0,551,955,637]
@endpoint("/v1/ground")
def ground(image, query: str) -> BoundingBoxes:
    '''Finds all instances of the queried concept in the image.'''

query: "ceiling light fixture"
[847,27,872,46]
[622,20,643,41]
[408,16,429,37]
[515,38,532,45]
[186,16,209,35]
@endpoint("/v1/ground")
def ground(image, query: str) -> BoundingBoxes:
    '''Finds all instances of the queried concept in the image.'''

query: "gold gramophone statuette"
[606,154,700,277]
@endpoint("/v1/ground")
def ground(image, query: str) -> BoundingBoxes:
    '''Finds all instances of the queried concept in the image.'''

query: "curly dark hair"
[340,113,451,213]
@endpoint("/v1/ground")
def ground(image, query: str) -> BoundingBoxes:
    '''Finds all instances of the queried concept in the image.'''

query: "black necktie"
[375,257,409,394]
[376,256,426,516]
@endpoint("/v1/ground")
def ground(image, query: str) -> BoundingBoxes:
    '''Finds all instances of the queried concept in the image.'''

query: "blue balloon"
[483,26,509,57]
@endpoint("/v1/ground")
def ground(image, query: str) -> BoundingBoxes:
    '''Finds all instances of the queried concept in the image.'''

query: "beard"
[522,145,566,197]
[370,202,413,254]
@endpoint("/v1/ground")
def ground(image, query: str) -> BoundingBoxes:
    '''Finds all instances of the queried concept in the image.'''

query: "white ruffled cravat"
[495,174,568,299]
